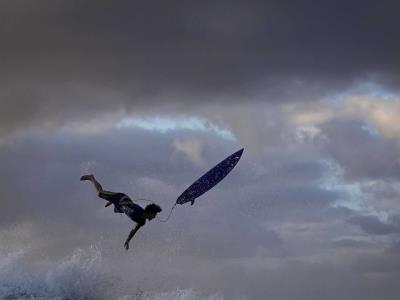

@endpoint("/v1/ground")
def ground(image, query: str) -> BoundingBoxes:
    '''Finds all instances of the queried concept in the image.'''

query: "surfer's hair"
[144,203,162,214]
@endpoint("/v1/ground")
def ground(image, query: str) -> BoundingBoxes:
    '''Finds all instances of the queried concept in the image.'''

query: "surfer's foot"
[80,174,94,181]
[105,201,112,207]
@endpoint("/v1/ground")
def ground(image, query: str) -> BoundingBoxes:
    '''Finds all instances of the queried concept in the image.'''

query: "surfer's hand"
[124,241,130,250]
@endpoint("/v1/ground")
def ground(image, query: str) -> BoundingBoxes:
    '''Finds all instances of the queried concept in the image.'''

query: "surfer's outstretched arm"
[80,174,104,193]
[124,224,141,250]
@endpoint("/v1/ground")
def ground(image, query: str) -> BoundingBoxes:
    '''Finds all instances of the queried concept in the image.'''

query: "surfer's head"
[143,203,162,220]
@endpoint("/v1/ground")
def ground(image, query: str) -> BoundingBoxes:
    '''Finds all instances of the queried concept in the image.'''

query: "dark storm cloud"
[349,215,400,235]
[2,0,400,134]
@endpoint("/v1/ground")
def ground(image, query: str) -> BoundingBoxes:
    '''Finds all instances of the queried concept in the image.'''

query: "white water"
[0,247,225,300]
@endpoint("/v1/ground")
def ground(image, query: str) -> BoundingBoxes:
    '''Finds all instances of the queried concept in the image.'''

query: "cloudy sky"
[1,1,400,299]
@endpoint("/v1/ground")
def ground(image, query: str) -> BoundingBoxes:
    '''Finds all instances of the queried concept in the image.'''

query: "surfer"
[80,174,162,250]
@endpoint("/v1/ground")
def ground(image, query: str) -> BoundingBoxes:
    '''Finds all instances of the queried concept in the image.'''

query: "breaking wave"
[0,247,111,299]
[0,247,224,300]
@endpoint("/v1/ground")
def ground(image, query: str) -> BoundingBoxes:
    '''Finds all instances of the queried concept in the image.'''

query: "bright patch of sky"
[323,81,395,105]
[361,123,379,137]
[319,159,390,219]
[356,82,396,101]
[319,159,364,211]
[116,116,236,141]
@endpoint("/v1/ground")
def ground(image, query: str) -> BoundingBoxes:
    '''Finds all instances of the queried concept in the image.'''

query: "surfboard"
[176,148,244,205]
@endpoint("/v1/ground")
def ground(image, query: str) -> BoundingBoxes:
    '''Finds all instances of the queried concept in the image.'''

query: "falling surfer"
[80,174,162,250]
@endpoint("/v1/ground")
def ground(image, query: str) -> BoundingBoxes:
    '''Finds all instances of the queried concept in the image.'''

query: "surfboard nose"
[236,148,244,157]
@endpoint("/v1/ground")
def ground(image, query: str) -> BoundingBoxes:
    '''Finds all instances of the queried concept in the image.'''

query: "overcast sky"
[1,1,400,299]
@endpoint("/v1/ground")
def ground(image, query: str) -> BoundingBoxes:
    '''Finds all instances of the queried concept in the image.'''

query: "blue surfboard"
[176,148,244,205]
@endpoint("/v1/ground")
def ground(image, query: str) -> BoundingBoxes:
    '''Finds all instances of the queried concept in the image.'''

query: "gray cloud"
[2,1,400,135]
[333,238,373,248]
[320,118,400,180]
[349,215,400,235]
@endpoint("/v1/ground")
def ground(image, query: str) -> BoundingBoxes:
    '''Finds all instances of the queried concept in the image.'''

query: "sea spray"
[118,289,224,300]
[0,246,112,299]
[0,246,242,300]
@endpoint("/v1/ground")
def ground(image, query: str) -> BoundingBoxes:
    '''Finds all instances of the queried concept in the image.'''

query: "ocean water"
[0,247,225,300]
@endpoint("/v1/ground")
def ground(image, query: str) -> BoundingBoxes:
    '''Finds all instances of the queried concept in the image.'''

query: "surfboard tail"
[176,195,195,205]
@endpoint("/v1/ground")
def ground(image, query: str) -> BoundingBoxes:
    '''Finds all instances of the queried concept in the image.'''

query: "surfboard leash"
[134,198,177,223]
[156,203,177,222]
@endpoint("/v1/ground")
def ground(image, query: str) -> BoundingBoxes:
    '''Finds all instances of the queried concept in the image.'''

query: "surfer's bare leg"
[80,174,113,207]
[80,174,104,193]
